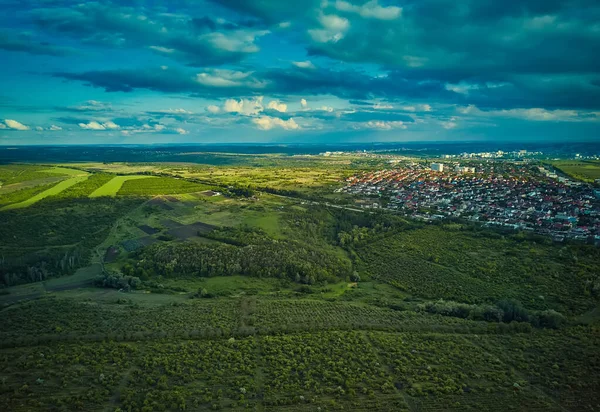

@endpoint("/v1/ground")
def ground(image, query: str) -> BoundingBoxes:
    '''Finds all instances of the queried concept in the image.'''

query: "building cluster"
[340,162,600,243]
[441,150,544,159]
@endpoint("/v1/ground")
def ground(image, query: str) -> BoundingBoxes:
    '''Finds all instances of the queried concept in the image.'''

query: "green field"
[89,175,155,197]
[118,176,212,196]
[0,182,59,208]
[0,173,90,210]
[549,160,600,182]
[0,165,69,186]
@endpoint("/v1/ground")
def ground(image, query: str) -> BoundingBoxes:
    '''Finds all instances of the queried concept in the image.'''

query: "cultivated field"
[89,175,155,197]
[1,172,89,210]
[550,160,600,182]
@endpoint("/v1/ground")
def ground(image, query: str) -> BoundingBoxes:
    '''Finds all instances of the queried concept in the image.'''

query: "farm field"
[0,165,76,186]
[549,160,600,182]
[118,176,213,196]
[0,157,599,411]
[89,175,155,197]
[0,172,89,210]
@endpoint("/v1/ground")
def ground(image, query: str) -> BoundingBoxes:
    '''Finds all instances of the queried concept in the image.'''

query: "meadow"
[0,158,598,412]
[549,160,600,182]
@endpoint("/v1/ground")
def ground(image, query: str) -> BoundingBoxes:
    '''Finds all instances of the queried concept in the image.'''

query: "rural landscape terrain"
[0,147,599,412]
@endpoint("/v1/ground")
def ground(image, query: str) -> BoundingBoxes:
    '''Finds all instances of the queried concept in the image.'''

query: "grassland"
[0,172,90,210]
[549,160,600,182]
[89,175,155,197]
[0,164,69,186]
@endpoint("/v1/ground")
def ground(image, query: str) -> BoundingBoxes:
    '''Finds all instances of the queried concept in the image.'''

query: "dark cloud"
[340,111,415,123]
[52,63,600,110]
[29,2,267,66]
[305,0,600,80]
[52,65,455,102]
[54,68,200,93]
[0,31,75,56]
[207,0,320,23]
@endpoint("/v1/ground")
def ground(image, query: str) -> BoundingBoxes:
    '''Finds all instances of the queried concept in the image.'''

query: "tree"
[497,299,529,323]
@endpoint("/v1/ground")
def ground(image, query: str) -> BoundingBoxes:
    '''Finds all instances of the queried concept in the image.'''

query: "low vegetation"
[1,159,599,412]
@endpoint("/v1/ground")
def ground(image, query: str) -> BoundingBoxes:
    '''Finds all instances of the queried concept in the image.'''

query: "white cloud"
[373,103,393,109]
[293,60,316,69]
[499,108,580,121]
[35,126,44,131]
[457,105,598,122]
[103,121,120,129]
[3,119,30,131]
[402,104,432,112]
[49,125,62,131]
[68,100,111,112]
[202,30,269,53]
[78,121,105,130]
[149,45,175,53]
[441,118,458,129]
[319,106,334,112]
[223,97,264,115]
[196,69,265,88]
[268,100,287,113]
[279,21,291,28]
[335,0,402,20]
[78,121,120,130]
[253,116,299,130]
[160,108,193,114]
[120,123,183,135]
[358,120,407,130]
[0,123,6,129]
[446,82,509,95]
[206,105,221,114]
[309,14,350,43]
[301,98,308,109]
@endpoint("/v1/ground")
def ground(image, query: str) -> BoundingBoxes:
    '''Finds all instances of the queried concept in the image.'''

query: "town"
[340,161,600,244]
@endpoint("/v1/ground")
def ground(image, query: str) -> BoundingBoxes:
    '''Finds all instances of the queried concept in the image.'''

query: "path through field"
[89,175,155,197]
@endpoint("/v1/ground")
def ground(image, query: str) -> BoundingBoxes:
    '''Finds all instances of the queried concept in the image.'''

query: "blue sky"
[0,0,599,144]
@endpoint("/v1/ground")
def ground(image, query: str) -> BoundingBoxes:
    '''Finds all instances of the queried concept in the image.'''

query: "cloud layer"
[1,0,599,142]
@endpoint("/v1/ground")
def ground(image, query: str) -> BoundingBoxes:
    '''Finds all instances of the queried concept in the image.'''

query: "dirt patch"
[191,190,221,198]
[167,221,216,239]
[138,224,160,235]
[164,196,180,202]
[104,246,120,262]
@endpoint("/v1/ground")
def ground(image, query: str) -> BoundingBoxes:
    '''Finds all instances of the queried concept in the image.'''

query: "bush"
[471,305,504,322]
[497,299,529,323]
[94,271,141,291]
[535,310,567,329]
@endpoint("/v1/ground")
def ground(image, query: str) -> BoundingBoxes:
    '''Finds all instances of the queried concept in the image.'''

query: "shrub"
[497,299,529,323]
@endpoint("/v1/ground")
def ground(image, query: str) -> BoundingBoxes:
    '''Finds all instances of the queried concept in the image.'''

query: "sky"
[0,0,599,145]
